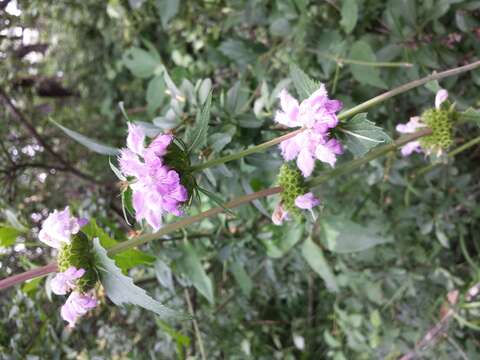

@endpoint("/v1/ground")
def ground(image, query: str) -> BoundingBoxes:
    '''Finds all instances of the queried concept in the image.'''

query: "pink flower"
[275,87,343,177]
[118,125,188,230]
[396,89,448,157]
[271,193,320,225]
[39,207,84,248]
[51,267,85,295]
[294,192,320,210]
[271,203,289,225]
[60,291,97,327]
[435,89,448,109]
[126,123,146,156]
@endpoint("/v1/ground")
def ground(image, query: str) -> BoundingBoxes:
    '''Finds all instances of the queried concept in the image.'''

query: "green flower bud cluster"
[163,139,197,204]
[277,163,307,218]
[420,108,455,153]
[57,232,98,292]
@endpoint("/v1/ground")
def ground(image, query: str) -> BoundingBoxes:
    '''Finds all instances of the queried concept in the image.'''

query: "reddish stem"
[0,263,57,291]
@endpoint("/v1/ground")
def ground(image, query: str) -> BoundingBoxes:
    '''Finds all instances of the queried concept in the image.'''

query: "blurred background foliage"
[1,0,480,358]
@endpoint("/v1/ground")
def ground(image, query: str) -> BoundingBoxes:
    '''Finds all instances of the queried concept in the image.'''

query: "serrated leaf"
[186,91,212,153]
[230,262,253,298]
[301,237,339,292]
[290,64,321,100]
[348,41,387,89]
[93,238,186,320]
[83,220,155,271]
[340,0,358,34]
[176,242,215,304]
[50,119,120,156]
[340,113,391,157]
[318,215,393,253]
[122,47,160,78]
[0,226,22,248]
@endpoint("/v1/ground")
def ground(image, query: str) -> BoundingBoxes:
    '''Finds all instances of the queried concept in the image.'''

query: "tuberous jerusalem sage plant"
[1,60,480,336]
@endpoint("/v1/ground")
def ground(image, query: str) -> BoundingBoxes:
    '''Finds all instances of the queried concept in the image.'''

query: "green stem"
[337,60,480,120]
[190,130,303,172]
[192,60,480,172]
[413,135,480,178]
[316,51,414,68]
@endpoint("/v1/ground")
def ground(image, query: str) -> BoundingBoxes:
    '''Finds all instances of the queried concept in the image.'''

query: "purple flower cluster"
[119,124,188,230]
[396,89,448,156]
[275,86,344,177]
[40,207,97,327]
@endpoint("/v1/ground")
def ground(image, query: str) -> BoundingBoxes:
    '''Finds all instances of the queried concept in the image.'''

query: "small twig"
[0,263,58,290]
[399,282,480,360]
[184,289,207,360]
[0,87,103,185]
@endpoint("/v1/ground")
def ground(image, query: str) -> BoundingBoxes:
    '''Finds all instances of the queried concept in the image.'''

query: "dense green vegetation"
[1,0,480,358]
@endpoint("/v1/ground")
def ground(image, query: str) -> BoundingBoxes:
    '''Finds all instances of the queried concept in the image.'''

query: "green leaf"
[0,226,22,247]
[156,319,191,357]
[109,158,126,181]
[458,108,480,125]
[198,78,212,105]
[93,238,186,320]
[146,75,166,114]
[155,0,180,28]
[219,39,258,67]
[348,41,387,89]
[186,91,212,153]
[82,220,155,271]
[230,262,253,298]
[289,64,321,100]
[340,113,391,157]
[50,119,120,156]
[340,0,358,34]
[301,237,339,292]
[197,187,235,216]
[318,215,393,253]
[176,242,214,304]
[225,81,249,115]
[22,277,43,294]
[122,47,160,78]
[209,132,232,153]
[264,224,303,258]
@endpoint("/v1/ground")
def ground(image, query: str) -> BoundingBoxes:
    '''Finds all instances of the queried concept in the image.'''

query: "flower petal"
[297,148,315,177]
[126,123,146,155]
[295,192,320,210]
[435,89,448,109]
